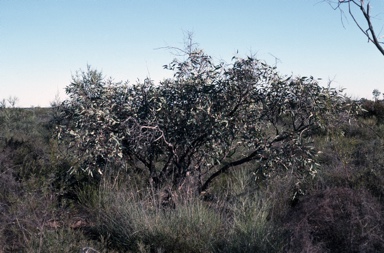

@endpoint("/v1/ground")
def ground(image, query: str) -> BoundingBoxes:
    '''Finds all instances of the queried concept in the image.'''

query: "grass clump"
[75,165,290,253]
[79,182,225,252]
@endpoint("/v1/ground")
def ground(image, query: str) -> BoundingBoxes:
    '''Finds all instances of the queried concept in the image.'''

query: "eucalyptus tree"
[57,49,355,194]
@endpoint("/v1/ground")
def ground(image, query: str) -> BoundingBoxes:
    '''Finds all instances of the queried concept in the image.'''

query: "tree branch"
[200,146,265,192]
[332,0,384,55]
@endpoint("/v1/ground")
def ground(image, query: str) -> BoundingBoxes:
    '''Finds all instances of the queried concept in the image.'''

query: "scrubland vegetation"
[1,46,384,252]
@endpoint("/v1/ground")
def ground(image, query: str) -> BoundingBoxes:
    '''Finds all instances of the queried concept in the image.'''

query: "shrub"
[361,99,384,124]
[57,48,356,196]
[284,187,384,253]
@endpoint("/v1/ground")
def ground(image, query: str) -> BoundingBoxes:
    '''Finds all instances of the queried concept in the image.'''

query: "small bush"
[361,99,384,124]
[284,187,384,253]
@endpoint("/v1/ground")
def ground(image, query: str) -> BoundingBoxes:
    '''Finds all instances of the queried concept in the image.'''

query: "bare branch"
[327,0,384,55]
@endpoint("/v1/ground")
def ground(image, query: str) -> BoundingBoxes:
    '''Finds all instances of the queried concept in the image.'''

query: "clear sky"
[1,0,383,107]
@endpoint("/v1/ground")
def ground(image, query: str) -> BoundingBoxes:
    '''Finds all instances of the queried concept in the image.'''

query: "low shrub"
[284,187,384,253]
[361,99,384,124]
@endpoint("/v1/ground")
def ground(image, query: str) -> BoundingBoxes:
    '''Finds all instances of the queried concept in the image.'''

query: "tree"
[327,0,384,56]
[372,89,381,101]
[56,49,355,195]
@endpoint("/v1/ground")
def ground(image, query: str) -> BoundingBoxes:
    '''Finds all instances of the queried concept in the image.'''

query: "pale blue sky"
[0,0,383,107]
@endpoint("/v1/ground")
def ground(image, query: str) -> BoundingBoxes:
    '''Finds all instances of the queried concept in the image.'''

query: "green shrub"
[361,99,384,124]
[284,187,384,253]
[57,50,354,195]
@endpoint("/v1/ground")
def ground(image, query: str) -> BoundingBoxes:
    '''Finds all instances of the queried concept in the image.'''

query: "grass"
[76,171,286,253]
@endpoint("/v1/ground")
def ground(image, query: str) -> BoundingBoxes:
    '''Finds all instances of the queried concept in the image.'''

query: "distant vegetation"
[1,46,384,252]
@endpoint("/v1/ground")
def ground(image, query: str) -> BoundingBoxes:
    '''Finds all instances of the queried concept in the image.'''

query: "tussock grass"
[75,166,289,253]
[78,182,225,252]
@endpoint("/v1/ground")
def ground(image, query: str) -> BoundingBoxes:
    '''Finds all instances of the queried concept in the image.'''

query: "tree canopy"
[57,47,356,194]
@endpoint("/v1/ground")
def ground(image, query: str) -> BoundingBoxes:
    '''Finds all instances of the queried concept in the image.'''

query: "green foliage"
[372,89,381,100]
[57,48,355,194]
[361,98,384,124]
[0,103,99,252]
[3,43,383,253]
[283,116,384,252]
[0,99,383,252]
